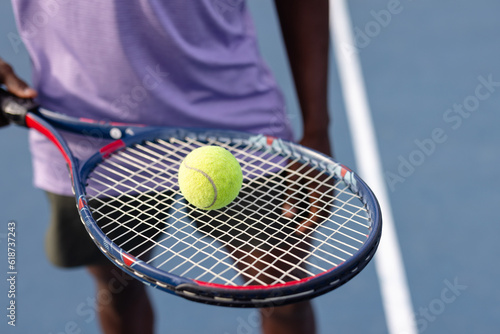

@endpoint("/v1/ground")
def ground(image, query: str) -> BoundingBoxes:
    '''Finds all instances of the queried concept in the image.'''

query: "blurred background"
[1,0,499,333]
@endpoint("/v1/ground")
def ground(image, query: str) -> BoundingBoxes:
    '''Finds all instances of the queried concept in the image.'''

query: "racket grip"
[0,88,38,127]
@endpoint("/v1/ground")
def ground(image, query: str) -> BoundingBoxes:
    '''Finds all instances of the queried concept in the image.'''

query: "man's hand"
[282,153,334,235]
[296,128,333,233]
[0,58,37,98]
[282,127,334,235]
[0,58,37,127]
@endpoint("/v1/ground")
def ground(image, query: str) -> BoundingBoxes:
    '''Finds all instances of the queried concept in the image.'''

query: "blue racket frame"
[1,89,382,307]
[76,127,381,307]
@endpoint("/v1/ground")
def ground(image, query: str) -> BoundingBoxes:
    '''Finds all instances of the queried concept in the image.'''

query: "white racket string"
[85,137,372,286]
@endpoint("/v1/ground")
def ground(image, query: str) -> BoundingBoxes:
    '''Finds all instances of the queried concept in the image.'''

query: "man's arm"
[274,0,333,240]
[274,0,331,156]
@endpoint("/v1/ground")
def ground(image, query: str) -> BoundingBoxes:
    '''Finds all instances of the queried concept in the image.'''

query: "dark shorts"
[45,192,171,268]
[45,192,109,267]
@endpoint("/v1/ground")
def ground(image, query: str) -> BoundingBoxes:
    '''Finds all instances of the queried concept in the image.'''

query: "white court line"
[329,1,418,333]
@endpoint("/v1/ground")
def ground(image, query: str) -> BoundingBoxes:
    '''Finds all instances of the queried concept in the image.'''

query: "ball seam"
[182,160,218,209]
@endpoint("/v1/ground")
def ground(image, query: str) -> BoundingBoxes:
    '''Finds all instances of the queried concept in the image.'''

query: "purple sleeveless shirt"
[11,0,293,195]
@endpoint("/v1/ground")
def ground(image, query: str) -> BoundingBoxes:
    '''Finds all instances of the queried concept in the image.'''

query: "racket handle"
[0,88,38,127]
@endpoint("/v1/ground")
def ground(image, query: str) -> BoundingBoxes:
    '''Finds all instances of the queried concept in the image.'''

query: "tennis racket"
[0,87,381,308]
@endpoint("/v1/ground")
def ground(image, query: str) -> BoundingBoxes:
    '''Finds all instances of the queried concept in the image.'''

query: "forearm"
[274,0,330,140]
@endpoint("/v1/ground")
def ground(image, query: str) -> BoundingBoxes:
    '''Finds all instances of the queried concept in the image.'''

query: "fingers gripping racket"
[0,88,382,307]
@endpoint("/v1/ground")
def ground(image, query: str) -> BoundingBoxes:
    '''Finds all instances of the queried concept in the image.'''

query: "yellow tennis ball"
[178,146,243,210]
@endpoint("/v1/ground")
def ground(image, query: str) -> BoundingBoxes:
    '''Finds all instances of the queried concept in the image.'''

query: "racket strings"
[86,137,372,286]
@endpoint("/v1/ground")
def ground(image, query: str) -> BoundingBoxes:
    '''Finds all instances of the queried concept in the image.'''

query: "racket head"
[75,127,382,307]
[0,87,382,306]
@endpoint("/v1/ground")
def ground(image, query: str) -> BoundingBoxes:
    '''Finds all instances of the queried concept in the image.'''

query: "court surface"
[1,1,499,333]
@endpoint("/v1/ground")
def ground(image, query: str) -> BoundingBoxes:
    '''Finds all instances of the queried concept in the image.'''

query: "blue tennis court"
[1,1,499,333]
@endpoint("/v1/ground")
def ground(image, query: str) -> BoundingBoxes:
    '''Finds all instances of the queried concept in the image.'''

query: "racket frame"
[0,89,382,307]
[77,127,382,307]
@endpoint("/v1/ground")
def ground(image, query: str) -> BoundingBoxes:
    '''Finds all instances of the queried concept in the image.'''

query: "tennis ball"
[178,146,243,210]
